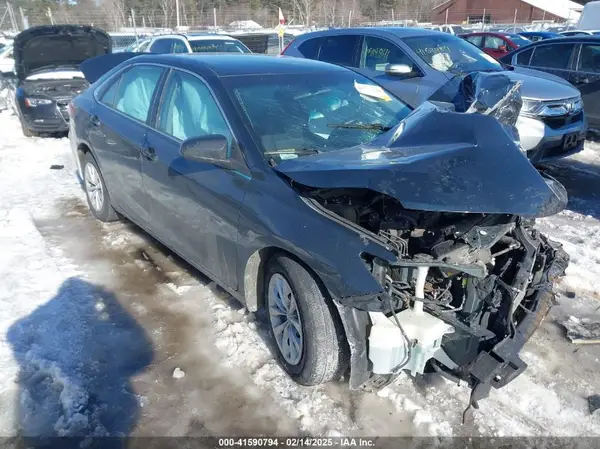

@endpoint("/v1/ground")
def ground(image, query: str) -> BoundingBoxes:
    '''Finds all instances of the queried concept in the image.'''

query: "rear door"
[143,69,249,288]
[572,42,600,126]
[88,64,165,224]
[527,42,578,81]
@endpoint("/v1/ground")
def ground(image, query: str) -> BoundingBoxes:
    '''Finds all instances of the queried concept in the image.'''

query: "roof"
[298,26,447,40]
[522,35,600,45]
[186,35,238,41]
[132,53,348,77]
[519,31,561,36]
[520,0,583,21]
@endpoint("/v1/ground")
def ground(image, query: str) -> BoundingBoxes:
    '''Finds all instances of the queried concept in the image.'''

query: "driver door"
[143,69,250,288]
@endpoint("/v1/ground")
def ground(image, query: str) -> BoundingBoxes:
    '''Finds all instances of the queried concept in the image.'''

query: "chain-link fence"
[1,1,579,36]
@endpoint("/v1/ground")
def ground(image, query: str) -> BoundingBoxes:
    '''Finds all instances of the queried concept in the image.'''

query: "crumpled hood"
[274,103,566,218]
[13,25,111,80]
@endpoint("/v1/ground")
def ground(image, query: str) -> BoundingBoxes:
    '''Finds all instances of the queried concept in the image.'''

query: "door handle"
[89,114,100,126]
[140,144,156,161]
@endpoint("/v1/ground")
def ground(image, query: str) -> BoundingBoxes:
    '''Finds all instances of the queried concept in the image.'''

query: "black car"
[500,36,600,128]
[4,25,110,137]
[70,53,568,408]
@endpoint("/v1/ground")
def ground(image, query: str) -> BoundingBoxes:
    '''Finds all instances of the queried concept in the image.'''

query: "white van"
[578,1,600,30]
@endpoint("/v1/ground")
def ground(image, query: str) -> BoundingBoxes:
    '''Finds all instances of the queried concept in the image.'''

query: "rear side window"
[100,78,121,107]
[318,35,359,66]
[297,38,321,58]
[113,65,164,122]
[515,48,534,65]
[150,38,176,53]
[530,44,576,69]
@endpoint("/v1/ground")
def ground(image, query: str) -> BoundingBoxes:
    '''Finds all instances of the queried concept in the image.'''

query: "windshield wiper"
[327,123,393,131]
[264,148,321,156]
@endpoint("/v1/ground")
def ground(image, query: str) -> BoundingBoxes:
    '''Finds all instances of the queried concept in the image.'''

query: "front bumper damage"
[333,226,569,408]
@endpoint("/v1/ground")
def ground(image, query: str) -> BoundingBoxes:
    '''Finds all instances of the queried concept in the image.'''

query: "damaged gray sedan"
[71,54,568,412]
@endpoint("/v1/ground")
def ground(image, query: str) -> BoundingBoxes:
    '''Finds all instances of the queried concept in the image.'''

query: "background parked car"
[460,32,532,59]
[145,33,251,54]
[4,25,111,137]
[518,31,562,42]
[282,27,586,162]
[560,30,600,37]
[500,36,600,128]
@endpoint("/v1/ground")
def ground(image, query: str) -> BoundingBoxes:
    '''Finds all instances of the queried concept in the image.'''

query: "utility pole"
[175,0,180,28]
[513,8,517,32]
[19,6,28,30]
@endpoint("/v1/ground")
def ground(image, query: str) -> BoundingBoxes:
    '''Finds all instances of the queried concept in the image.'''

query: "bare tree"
[290,0,317,26]
[159,0,173,28]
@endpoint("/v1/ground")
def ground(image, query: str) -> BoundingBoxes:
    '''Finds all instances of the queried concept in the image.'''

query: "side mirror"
[384,63,416,77]
[180,134,229,164]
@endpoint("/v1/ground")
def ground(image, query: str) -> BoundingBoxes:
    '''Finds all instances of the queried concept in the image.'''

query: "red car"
[460,32,532,59]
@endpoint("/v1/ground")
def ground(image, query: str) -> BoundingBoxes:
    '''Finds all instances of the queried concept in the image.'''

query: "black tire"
[82,152,119,222]
[264,254,347,386]
[20,116,33,137]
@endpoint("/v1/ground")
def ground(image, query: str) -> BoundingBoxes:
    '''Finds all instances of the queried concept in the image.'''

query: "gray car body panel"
[284,28,587,159]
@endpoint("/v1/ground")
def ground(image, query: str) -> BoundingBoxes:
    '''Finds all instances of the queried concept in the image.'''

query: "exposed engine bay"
[303,187,569,411]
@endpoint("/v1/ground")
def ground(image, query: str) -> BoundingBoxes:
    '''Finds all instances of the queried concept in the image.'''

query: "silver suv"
[282,27,587,163]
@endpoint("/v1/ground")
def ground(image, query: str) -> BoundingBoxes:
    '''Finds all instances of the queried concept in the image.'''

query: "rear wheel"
[265,254,347,386]
[82,152,119,222]
[20,115,33,137]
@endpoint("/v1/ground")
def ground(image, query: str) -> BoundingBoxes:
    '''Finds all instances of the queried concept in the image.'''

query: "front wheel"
[265,254,347,386]
[82,152,119,222]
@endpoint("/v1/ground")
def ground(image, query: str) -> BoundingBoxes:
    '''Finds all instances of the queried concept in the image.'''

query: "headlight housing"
[24,97,53,107]
[521,96,583,117]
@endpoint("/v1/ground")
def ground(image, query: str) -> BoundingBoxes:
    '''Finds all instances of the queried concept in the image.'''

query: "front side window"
[360,36,414,72]
[225,71,412,161]
[318,35,360,66]
[484,36,506,50]
[466,35,483,47]
[578,44,600,73]
[157,70,231,142]
[113,65,163,122]
[189,39,250,53]
[173,40,188,53]
[530,44,575,69]
[403,34,503,73]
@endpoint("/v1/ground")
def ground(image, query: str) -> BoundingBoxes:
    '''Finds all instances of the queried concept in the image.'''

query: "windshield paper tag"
[354,81,392,102]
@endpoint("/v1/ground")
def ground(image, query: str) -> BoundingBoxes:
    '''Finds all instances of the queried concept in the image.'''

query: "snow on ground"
[0,110,599,438]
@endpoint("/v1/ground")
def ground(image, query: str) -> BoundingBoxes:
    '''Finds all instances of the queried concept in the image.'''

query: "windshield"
[225,72,412,160]
[505,34,531,47]
[403,34,503,73]
[189,39,250,53]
